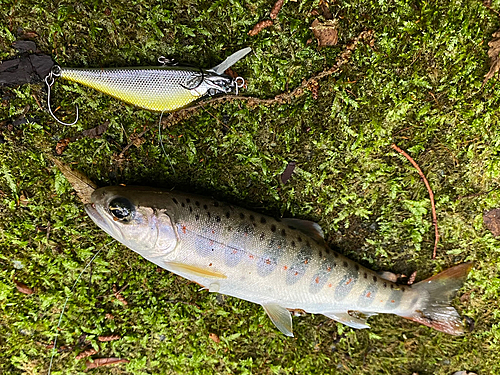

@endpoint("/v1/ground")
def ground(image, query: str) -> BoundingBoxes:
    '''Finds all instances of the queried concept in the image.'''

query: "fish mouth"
[85,203,112,235]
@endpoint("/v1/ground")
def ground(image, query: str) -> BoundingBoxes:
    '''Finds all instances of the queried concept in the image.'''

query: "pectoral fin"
[262,304,294,337]
[323,311,375,329]
[165,262,227,279]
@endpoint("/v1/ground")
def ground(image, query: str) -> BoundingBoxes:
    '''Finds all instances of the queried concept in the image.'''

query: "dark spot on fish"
[226,212,230,218]
[195,214,200,221]
[355,264,359,271]
[401,287,405,292]
[281,229,286,237]
[373,276,377,283]
[324,247,330,254]
[363,272,367,279]
[297,236,302,242]
[390,284,394,289]
[333,252,339,258]
[213,201,219,207]
[215,216,221,222]
[250,215,255,221]
[172,198,178,204]
[271,224,276,232]
[240,213,245,219]
[228,226,233,232]
[186,198,190,203]
[207,212,211,219]
[306,240,311,247]
[276,218,282,222]
[203,204,208,210]
[260,217,266,224]
[291,241,296,247]
[383,282,387,288]
[259,232,265,240]
[319,251,322,257]
[343,261,348,267]
[189,206,193,213]
[181,202,185,208]
[195,201,200,207]
[288,225,296,230]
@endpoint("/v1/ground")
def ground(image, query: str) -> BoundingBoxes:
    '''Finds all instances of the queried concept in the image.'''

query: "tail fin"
[403,262,473,335]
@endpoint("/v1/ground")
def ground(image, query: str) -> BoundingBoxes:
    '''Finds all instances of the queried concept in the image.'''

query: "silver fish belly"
[85,186,472,337]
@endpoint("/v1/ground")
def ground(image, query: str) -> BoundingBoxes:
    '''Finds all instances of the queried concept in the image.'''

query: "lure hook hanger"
[45,65,79,126]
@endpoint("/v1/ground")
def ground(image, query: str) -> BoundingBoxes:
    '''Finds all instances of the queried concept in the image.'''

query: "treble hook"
[45,65,79,126]
[234,76,245,96]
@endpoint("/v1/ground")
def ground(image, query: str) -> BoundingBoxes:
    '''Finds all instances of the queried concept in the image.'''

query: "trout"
[47,47,251,114]
[85,186,472,336]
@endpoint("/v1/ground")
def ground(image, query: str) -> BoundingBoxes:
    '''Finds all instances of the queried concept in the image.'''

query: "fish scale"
[85,186,473,336]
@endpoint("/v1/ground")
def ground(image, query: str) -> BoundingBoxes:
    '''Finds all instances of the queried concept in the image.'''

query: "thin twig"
[391,143,439,259]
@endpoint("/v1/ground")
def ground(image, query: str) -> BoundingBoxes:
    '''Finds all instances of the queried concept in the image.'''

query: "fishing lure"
[45,47,251,125]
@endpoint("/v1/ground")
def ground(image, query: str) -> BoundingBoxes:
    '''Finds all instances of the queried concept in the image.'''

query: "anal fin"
[165,262,227,279]
[323,311,376,329]
[262,304,294,337]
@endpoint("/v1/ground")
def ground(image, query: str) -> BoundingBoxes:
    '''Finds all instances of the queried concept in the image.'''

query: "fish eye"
[108,197,134,221]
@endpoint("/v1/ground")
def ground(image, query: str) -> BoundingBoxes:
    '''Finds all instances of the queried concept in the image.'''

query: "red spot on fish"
[366,292,371,298]
[232,250,238,254]
[249,255,255,260]
[209,240,214,246]
[283,266,288,270]
[182,225,187,234]
[304,259,308,264]
[209,263,212,266]
[244,232,248,237]
[265,259,271,265]
[294,271,299,276]
[346,278,352,285]
[327,267,332,272]
[328,283,332,288]
[391,300,395,303]
[212,230,215,234]
[315,277,320,284]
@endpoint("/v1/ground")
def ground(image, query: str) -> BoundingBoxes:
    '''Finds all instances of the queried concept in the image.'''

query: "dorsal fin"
[209,47,252,75]
[281,218,325,245]
[262,304,294,337]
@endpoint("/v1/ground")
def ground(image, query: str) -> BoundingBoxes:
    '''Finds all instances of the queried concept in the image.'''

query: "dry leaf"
[483,208,500,236]
[281,161,296,184]
[270,0,284,19]
[98,334,121,342]
[483,29,500,86]
[82,120,109,138]
[248,20,273,36]
[55,138,70,155]
[75,348,99,360]
[209,333,220,343]
[85,357,129,370]
[15,280,34,295]
[50,157,97,204]
[311,19,338,47]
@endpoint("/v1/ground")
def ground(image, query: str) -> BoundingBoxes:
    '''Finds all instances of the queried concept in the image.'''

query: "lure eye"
[108,197,134,221]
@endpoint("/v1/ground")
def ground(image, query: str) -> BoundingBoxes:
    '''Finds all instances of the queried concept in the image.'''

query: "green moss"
[1,0,500,373]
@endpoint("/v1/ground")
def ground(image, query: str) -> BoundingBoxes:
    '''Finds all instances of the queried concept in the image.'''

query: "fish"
[49,47,251,113]
[85,186,472,337]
